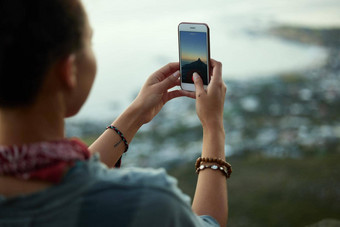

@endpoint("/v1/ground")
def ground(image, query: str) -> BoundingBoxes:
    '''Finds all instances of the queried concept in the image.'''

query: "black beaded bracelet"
[106,125,129,153]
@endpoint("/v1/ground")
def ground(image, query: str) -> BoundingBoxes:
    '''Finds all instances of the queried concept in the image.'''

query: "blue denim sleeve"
[126,187,220,227]
[199,215,220,227]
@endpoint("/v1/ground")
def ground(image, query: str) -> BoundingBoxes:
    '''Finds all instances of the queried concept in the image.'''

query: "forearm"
[192,125,228,226]
[88,103,144,168]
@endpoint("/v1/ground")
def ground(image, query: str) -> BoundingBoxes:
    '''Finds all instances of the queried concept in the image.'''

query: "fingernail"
[172,71,180,78]
[193,72,199,80]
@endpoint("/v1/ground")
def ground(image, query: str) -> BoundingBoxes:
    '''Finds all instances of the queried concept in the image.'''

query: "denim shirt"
[0,154,219,227]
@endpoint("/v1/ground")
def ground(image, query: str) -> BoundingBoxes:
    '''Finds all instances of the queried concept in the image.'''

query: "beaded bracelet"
[195,157,232,178]
[195,157,231,169]
[196,164,230,178]
[106,125,129,153]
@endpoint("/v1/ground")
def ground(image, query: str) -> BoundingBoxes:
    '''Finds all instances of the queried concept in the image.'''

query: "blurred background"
[67,0,340,226]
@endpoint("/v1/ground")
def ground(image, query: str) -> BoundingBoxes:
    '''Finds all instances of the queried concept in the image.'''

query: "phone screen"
[179,31,209,85]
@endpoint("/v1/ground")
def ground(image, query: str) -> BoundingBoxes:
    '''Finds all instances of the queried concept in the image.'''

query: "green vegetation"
[81,136,97,146]
[169,154,340,227]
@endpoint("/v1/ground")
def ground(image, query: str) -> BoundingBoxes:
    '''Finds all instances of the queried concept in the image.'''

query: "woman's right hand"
[193,59,226,130]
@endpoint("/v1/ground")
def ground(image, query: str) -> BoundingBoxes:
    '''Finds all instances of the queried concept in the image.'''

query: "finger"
[167,76,181,90]
[153,62,180,83]
[210,59,223,84]
[193,72,205,98]
[164,89,195,103]
[158,70,181,90]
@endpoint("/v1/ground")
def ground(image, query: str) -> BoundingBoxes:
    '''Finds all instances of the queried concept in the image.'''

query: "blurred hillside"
[270,26,340,48]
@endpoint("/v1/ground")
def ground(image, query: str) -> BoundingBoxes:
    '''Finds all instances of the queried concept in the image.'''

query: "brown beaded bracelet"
[195,157,232,178]
[195,157,231,169]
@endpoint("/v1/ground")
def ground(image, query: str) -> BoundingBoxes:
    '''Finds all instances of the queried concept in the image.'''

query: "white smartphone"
[178,22,210,91]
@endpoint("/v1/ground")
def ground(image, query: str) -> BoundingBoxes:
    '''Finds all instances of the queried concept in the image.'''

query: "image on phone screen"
[180,31,208,85]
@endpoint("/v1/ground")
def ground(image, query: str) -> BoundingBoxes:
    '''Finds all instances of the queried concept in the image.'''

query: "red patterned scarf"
[0,139,90,183]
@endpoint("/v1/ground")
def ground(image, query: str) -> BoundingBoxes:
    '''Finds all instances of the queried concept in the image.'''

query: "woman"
[0,0,228,226]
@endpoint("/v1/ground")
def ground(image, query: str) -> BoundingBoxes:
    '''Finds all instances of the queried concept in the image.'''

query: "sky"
[180,31,207,64]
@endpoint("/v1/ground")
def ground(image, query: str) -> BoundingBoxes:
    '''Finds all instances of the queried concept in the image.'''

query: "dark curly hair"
[0,0,85,108]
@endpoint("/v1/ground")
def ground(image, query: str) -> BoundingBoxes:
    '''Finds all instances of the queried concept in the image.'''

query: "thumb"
[193,72,205,96]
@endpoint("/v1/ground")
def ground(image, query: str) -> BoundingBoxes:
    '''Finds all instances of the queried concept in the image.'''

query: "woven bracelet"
[106,125,129,168]
[106,125,129,153]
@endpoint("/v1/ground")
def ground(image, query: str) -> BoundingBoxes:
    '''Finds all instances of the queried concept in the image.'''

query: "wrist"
[202,125,226,159]
[127,101,146,126]
[202,121,225,133]
[112,104,144,143]
[203,126,225,140]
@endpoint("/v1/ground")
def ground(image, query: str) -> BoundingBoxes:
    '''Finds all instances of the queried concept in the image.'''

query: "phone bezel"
[178,22,210,92]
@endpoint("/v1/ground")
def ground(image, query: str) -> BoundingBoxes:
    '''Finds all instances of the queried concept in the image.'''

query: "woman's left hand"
[131,62,195,124]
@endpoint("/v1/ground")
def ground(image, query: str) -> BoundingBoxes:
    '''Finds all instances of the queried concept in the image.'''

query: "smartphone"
[178,22,210,91]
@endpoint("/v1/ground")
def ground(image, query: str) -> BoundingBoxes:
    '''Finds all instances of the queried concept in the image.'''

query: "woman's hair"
[0,0,85,108]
